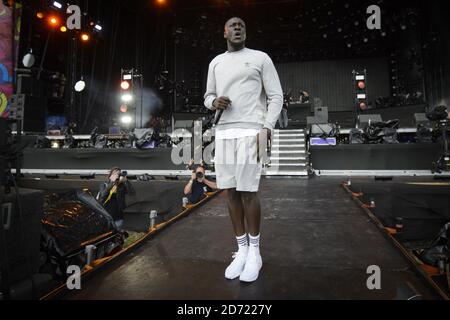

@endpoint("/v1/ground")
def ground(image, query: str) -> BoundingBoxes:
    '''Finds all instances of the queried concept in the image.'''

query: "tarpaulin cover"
[41,190,118,257]
[357,183,450,241]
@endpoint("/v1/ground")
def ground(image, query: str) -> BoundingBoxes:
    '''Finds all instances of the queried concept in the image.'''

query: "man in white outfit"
[204,17,283,282]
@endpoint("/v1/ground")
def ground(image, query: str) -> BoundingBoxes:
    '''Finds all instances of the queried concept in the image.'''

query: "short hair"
[224,17,246,28]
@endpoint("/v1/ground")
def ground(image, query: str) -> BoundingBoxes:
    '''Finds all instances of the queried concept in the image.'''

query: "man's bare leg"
[240,192,261,237]
[226,188,246,236]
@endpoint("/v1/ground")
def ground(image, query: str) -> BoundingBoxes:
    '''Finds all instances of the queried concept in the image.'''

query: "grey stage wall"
[22,148,185,171]
[276,57,390,112]
[310,143,441,171]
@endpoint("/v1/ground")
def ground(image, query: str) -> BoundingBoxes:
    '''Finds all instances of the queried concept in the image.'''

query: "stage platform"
[20,141,447,178]
[58,177,440,300]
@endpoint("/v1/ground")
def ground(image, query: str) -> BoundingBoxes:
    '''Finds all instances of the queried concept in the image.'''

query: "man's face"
[224,17,246,46]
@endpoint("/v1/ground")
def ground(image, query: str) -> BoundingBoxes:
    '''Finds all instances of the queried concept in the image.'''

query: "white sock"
[236,234,248,253]
[249,234,260,255]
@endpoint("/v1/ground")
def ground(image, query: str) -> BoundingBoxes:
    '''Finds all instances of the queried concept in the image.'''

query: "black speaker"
[1,188,44,287]
[22,95,46,133]
[414,113,431,127]
[357,114,382,128]
[0,118,14,187]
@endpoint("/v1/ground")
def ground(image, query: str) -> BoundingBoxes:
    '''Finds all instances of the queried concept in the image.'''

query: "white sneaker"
[225,250,248,280]
[239,251,262,283]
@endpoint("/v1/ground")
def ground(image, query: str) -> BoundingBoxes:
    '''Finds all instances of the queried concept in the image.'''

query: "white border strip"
[13,169,204,176]
[314,170,449,177]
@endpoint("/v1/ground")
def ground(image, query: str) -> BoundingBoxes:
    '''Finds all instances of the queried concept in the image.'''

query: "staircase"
[264,129,309,177]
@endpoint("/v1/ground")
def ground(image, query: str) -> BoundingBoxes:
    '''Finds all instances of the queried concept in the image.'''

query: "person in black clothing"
[97,167,135,230]
[184,162,217,204]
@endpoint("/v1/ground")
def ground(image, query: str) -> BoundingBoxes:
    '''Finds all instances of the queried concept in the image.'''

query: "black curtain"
[75,0,169,132]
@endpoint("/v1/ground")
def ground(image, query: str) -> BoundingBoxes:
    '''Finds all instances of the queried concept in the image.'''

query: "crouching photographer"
[184,161,217,205]
[97,167,135,230]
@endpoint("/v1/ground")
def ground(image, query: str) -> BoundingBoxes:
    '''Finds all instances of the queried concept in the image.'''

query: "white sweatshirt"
[204,48,283,131]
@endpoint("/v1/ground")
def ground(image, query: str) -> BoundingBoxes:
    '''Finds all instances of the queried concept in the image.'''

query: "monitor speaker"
[0,188,44,287]
[414,113,431,127]
[357,114,382,128]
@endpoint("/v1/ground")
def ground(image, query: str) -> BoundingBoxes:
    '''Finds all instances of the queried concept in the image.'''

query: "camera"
[120,171,128,177]
[196,172,204,179]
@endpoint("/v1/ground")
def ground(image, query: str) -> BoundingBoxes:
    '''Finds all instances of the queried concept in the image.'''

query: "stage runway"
[61,177,437,300]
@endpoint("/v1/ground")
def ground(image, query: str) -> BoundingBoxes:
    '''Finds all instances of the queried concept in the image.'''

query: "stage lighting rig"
[52,1,63,9]
[80,32,90,42]
[22,49,35,68]
[121,115,133,125]
[119,69,144,129]
[75,78,86,92]
[94,23,102,32]
[427,106,450,174]
[353,70,368,113]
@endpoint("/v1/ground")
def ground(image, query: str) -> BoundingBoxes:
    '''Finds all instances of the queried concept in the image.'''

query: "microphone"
[213,109,224,127]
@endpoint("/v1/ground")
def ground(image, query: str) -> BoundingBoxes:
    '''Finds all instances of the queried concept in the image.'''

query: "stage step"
[269,160,307,166]
[267,129,310,177]
[273,134,305,138]
[272,139,305,144]
[268,164,307,169]
[272,144,305,149]
[270,156,306,161]
[274,129,305,134]
[271,150,306,155]
[264,169,308,176]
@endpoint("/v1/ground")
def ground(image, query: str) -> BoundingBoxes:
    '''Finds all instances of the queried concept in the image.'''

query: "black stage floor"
[61,177,438,300]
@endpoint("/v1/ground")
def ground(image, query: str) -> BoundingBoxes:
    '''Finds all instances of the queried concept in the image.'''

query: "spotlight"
[36,12,44,19]
[121,81,130,90]
[120,104,128,113]
[358,81,366,89]
[52,1,63,9]
[121,94,133,102]
[22,49,35,68]
[51,140,60,149]
[75,80,86,92]
[48,16,59,27]
[155,0,167,5]
[81,33,90,42]
[60,26,67,32]
[121,115,132,125]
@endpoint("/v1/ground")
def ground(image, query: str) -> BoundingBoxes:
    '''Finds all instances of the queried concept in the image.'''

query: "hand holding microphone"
[212,97,231,126]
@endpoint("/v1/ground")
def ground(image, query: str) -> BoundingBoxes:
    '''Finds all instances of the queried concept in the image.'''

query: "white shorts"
[214,135,262,192]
